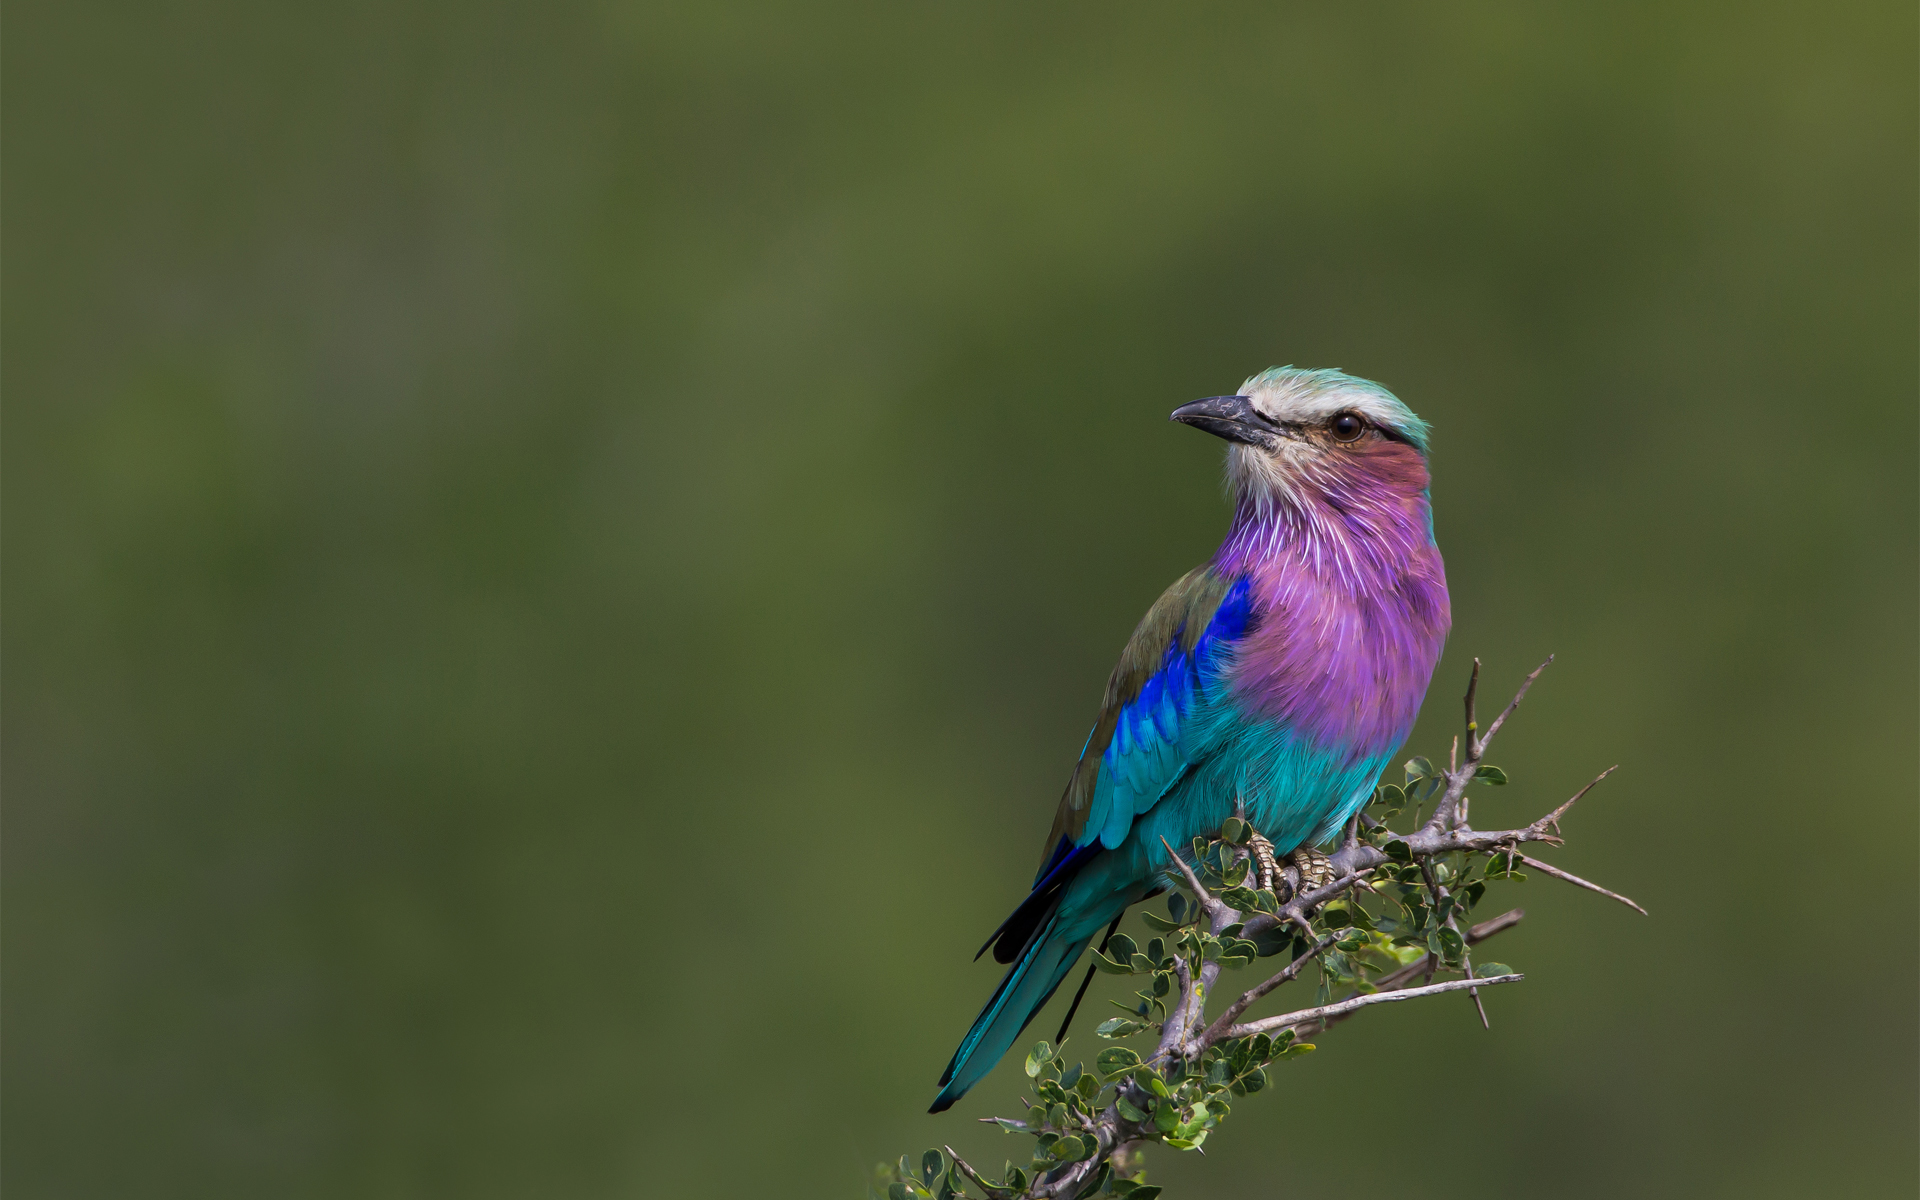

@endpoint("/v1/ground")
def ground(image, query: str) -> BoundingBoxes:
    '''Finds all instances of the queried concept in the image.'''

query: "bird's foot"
[1244,832,1336,900]
[1285,845,1337,897]
[1248,832,1281,892]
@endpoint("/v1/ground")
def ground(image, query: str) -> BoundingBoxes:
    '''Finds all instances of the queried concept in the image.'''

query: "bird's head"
[1171,366,1431,510]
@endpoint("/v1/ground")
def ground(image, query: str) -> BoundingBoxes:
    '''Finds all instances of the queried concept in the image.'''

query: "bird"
[930,366,1451,1113]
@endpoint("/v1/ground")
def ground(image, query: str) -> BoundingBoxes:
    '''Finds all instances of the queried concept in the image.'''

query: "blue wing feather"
[1082,575,1252,851]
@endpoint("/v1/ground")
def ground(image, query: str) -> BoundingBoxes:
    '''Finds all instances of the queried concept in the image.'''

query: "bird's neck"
[1212,442,1438,590]
[1209,441,1451,756]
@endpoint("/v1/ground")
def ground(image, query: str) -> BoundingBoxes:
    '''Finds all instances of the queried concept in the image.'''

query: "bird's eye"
[1329,413,1365,442]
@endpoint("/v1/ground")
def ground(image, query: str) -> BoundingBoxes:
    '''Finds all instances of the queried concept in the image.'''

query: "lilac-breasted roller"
[931,367,1450,1112]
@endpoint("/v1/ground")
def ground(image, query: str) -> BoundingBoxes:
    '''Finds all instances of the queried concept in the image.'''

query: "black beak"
[1169,395,1284,448]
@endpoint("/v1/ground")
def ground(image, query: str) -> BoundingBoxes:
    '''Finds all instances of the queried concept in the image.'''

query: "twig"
[1241,867,1372,940]
[1198,932,1339,1044]
[1462,656,1481,758]
[1462,906,1526,944]
[1296,909,1526,1038]
[1224,973,1524,1038]
[1428,657,1549,832]
[1159,836,1218,915]
[1479,654,1551,751]
[1528,765,1617,837]
[1458,943,1490,1028]
[1154,949,1199,1062]
[945,1145,1003,1197]
[1516,853,1647,915]
[1416,858,1443,985]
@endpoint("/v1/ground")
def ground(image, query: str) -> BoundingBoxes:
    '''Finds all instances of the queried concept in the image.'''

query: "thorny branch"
[900,660,1645,1200]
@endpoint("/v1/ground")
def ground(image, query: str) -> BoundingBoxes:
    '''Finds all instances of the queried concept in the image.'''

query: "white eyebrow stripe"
[1234,367,1429,449]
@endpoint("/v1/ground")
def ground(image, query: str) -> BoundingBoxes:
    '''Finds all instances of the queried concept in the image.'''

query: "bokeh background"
[6,2,1915,1197]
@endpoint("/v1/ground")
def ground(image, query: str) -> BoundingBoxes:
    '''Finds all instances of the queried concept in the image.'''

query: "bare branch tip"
[1517,853,1648,916]
[1225,973,1523,1039]
[1159,835,1215,905]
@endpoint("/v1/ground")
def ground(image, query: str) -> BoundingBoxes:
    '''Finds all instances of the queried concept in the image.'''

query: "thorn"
[1531,765,1618,835]
[1517,853,1648,916]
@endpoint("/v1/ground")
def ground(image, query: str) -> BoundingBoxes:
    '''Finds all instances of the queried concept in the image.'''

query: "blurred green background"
[6,2,1915,1196]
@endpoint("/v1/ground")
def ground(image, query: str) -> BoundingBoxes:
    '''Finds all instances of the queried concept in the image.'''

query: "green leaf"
[1249,926,1291,957]
[889,1182,912,1200]
[1126,1188,1163,1200]
[1073,1162,1112,1200]
[1145,937,1166,965]
[1106,933,1139,962]
[1025,1042,1055,1078]
[1096,1017,1146,1039]
[1060,1061,1084,1091]
[1374,783,1407,810]
[1219,886,1261,911]
[1221,816,1251,844]
[1135,1068,1171,1098]
[1473,764,1509,785]
[1004,1167,1028,1192]
[1096,1047,1142,1076]
[1139,910,1180,932]
[1116,1094,1150,1123]
[921,1150,943,1185]
[1153,1103,1180,1132]
[1091,949,1133,975]
[1476,962,1514,978]
[1167,892,1188,922]
[1404,756,1436,782]
[1383,838,1413,863]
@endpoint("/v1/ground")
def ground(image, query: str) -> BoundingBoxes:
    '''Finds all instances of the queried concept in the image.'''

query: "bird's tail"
[929,906,1100,1113]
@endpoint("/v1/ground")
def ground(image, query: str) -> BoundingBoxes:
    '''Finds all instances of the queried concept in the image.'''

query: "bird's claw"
[1286,845,1336,897]
[1248,832,1280,892]
[1245,832,1335,901]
